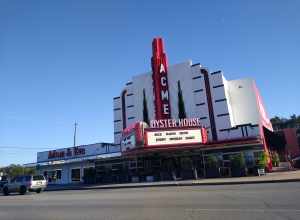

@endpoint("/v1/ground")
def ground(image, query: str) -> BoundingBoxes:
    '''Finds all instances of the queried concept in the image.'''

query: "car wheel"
[3,187,9,196]
[19,186,27,195]
[36,188,42,193]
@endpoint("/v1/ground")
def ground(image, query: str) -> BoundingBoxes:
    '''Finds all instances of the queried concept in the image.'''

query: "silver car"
[2,175,47,195]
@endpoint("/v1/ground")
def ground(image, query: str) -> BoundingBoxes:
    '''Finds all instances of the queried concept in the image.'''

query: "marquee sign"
[145,127,207,147]
[121,122,148,152]
[151,38,171,120]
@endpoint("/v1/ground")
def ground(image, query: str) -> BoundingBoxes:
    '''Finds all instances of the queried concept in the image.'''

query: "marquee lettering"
[151,38,171,120]
[150,118,201,129]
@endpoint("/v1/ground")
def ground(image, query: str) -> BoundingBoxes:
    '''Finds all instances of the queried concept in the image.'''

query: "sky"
[0,0,299,166]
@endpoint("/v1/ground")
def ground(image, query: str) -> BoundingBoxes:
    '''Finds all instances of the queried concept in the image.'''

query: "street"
[0,182,300,220]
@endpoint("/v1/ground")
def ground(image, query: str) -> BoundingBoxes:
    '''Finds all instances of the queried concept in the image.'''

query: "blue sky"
[0,0,299,166]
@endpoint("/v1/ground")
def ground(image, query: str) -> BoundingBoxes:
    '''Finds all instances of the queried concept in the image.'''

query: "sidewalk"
[45,170,300,192]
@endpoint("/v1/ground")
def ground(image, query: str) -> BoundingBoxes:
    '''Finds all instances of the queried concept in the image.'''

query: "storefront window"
[71,168,81,182]
[56,170,62,180]
[45,170,61,183]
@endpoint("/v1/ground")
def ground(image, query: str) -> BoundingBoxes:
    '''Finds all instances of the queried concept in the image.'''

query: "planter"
[231,167,246,177]
[180,170,195,180]
[205,167,220,178]
[256,168,266,176]
[131,176,139,183]
[146,176,154,182]
[160,172,173,181]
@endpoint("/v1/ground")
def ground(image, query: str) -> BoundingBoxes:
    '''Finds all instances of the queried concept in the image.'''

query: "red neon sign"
[151,38,171,120]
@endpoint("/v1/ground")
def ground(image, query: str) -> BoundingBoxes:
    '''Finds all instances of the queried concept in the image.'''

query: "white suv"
[2,175,47,195]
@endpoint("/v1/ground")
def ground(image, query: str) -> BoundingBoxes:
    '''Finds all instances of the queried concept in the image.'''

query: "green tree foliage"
[271,114,300,130]
[271,152,280,167]
[177,81,186,119]
[143,89,150,125]
[0,164,36,178]
[257,152,268,169]
[270,114,300,150]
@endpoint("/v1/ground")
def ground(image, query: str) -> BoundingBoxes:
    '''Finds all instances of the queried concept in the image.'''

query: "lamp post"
[73,122,78,147]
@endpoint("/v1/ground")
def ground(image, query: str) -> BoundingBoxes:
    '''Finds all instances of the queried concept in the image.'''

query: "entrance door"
[71,168,81,182]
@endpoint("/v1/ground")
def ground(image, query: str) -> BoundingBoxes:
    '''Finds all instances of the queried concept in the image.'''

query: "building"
[36,143,120,184]
[36,37,275,184]
[113,38,273,174]
[269,116,300,160]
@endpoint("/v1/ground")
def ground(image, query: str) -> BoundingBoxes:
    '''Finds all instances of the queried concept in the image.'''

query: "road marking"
[185,208,300,213]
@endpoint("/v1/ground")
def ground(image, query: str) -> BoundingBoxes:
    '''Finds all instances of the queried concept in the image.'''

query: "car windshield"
[33,175,44,181]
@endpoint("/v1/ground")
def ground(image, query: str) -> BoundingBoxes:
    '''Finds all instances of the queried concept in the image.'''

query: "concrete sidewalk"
[45,170,300,192]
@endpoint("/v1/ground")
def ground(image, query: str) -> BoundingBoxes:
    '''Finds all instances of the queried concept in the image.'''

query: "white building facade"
[113,56,271,145]
[36,143,121,184]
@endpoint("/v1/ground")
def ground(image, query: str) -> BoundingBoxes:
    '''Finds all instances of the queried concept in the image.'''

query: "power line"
[0,146,53,150]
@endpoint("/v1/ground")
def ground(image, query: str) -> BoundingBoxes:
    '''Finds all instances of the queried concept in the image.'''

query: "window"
[15,176,23,182]
[33,175,45,181]
[56,170,62,180]
[71,169,81,182]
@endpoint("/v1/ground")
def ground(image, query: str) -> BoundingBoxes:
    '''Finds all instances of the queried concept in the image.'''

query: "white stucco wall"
[113,62,264,143]
[225,78,260,127]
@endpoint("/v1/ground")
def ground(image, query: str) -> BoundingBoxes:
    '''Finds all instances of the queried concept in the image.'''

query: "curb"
[45,178,300,192]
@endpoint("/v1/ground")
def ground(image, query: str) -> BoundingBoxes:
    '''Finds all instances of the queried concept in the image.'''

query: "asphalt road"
[0,182,300,220]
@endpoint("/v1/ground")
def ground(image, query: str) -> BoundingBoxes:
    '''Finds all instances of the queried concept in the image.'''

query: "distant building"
[270,116,300,159]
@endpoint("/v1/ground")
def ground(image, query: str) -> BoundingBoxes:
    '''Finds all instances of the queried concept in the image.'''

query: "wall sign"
[150,118,201,129]
[48,147,85,159]
[38,143,121,163]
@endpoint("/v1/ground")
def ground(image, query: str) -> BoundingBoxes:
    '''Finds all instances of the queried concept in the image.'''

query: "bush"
[230,153,246,168]
[181,157,193,170]
[271,152,280,167]
[206,155,218,168]
[257,152,268,169]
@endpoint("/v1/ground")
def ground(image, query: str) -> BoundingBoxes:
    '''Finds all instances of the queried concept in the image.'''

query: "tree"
[177,81,186,119]
[143,89,150,125]
[270,115,300,130]
[0,164,35,178]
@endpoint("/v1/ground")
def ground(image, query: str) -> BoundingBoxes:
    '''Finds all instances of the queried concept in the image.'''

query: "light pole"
[73,122,78,147]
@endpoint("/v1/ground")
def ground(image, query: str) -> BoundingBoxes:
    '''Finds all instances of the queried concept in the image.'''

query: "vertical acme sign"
[151,38,171,120]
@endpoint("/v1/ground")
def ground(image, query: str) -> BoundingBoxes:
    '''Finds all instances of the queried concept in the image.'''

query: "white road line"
[185,208,300,213]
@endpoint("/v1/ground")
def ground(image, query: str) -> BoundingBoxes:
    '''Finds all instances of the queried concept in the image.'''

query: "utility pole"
[73,122,78,147]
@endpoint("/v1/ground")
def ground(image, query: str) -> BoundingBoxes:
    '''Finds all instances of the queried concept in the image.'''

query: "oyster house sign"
[150,118,202,129]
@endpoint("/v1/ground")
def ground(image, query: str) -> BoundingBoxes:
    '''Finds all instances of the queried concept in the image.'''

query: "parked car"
[0,180,8,189]
[2,175,47,196]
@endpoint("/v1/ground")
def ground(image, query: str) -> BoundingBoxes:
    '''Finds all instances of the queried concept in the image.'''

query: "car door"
[10,176,23,192]
[7,177,17,192]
